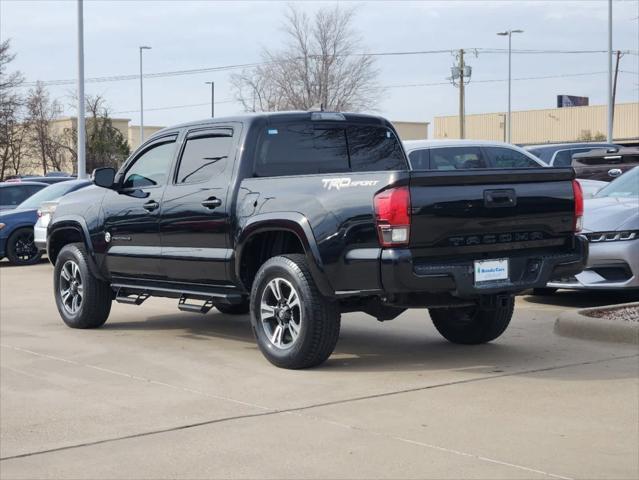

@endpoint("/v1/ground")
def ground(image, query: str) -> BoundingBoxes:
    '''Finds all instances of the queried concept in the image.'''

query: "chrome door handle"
[143,200,159,212]
[608,168,622,178]
[201,198,222,209]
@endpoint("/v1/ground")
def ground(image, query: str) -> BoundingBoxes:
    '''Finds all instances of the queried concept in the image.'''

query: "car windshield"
[594,168,639,198]
[17,182,81,209]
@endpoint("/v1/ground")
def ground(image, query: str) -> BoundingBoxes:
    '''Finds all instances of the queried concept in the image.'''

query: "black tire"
[53,243,112,329]
[214,300,250,315]
[6,227,42,265]
[429,295,515,345]
[532,287,558,296]
[249,254,340,369]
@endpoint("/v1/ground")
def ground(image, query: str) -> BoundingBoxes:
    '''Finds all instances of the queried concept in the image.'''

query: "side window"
[26,185,45,197]
[176,133,233,184]
[0,187,20,206]
[255,123,349,177]
[408,149,430,170]
[347,126,406,172]
[429,147,486,170]
[122,140,175,189]
[553,149,583,167]
[484,147,540,168]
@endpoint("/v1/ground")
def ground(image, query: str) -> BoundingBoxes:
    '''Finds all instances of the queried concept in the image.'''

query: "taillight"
[373,186,411,246]
[572,179,584,232]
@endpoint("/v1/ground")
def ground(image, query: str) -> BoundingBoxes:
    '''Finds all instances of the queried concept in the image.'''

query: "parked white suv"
[403,139,546,170]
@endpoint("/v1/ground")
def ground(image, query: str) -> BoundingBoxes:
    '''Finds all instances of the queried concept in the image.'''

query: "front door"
[102,135,177,280]
[159,126,239,286]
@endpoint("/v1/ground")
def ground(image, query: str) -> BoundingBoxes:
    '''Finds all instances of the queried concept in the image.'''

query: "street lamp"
[205,81,215,118]
[139,46,152,143]
[497,29,523,143]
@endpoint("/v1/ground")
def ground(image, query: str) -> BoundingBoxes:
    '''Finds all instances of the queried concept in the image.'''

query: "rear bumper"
[380,235,588,298]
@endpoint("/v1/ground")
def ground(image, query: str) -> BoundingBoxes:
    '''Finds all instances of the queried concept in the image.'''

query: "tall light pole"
[497,29,523,144]
[607,0,613,142]
[76,0,86,179]
[139,46,151,143]
[205,81,215,118]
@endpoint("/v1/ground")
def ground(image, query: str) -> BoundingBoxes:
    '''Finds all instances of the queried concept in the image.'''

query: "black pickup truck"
[47,112,587,369]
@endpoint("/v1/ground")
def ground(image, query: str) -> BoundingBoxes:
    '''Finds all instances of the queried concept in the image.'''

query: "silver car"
[546,167,639,291]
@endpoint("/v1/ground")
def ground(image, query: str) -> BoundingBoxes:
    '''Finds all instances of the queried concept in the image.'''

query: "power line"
[112,99,234,115]
[109,70,634,116]
[22,48,639,87]
[385,70,633,89]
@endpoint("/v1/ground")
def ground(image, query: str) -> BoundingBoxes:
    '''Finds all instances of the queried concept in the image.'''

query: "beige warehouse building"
[434,102,639,145]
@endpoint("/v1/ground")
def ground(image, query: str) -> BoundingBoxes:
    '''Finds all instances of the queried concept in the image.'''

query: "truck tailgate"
[409,168,577,257]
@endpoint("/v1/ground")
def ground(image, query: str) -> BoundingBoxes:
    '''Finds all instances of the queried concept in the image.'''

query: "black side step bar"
[178,295,215,314]
[115,288,150,305]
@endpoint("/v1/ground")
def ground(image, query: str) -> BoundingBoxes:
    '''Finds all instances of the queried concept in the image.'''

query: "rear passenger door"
[159,126,239,286]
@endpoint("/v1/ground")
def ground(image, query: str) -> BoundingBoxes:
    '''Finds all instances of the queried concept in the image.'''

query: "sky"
[2,0,638,130]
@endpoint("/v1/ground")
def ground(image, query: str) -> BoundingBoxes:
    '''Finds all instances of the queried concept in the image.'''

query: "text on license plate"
[474,258,509,283]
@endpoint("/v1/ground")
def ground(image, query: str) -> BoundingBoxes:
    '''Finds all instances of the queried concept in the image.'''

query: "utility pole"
[611,50,622,133]
[76,0,86,179]
[205,81,215,118]
[139,46,152,143]
[459,49,465,139]
[607,0,613,142]
[449,49,472,139]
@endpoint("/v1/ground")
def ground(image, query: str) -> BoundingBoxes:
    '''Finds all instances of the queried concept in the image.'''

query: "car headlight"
[37,203,58,218]
[587,231,638,242]
[0,223,5,230]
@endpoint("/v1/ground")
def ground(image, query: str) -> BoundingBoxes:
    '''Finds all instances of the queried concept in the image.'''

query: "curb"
[554,302,639,345]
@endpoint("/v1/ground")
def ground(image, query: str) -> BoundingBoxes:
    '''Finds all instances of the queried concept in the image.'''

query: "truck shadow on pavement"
[102,310,637,376]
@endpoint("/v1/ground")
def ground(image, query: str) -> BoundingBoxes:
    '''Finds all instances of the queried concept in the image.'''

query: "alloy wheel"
[259,277,302,349]
[13,231,38,262]
[59,260,84,315]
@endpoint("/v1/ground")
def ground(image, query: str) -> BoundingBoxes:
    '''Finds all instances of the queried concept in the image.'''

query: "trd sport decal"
[321,178,379,191]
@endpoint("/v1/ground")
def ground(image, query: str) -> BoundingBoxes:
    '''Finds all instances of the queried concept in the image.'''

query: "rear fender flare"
[234,213,334,297]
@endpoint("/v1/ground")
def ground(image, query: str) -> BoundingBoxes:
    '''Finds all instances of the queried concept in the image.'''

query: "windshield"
[594,167,639,199]
[17,182,81,209]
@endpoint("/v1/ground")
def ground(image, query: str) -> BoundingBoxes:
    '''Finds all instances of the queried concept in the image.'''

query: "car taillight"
[572,179,584,232]
[373,186,411,247]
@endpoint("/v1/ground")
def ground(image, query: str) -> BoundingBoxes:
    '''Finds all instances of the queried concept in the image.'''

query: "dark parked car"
[47,111,586,368]
[0,180,91,265]
[571,147,639,181]
[0,181,48,211]
[524,142,622,167]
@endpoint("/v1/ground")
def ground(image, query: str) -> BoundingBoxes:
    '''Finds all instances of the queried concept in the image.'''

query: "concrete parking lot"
[1,261,637,479]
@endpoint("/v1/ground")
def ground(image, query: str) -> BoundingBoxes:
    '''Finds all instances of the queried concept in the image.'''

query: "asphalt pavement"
[1,261,637,479]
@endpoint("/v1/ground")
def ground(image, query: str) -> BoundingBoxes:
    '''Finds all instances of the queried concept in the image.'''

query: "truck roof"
[148,111,390,140]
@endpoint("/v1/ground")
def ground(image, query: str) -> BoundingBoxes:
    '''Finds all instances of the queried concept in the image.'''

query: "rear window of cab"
[254,123,407,177]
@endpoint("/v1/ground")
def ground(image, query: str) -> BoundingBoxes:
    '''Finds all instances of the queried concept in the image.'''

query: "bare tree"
[0,39,25,180]
[232,5,380,112]
[25,82,66,174]
[61,95,130,173]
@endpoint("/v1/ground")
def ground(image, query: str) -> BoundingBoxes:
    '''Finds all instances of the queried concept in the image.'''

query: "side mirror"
[92,167,116,189]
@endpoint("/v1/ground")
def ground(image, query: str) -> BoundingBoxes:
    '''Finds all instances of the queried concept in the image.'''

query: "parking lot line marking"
[394,436,573,480]
[2,342,634,479]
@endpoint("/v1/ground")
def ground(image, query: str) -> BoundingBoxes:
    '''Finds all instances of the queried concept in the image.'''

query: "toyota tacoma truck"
[47,112,587,369]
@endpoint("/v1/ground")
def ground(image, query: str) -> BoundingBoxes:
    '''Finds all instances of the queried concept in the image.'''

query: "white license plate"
[474,258,509,284]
